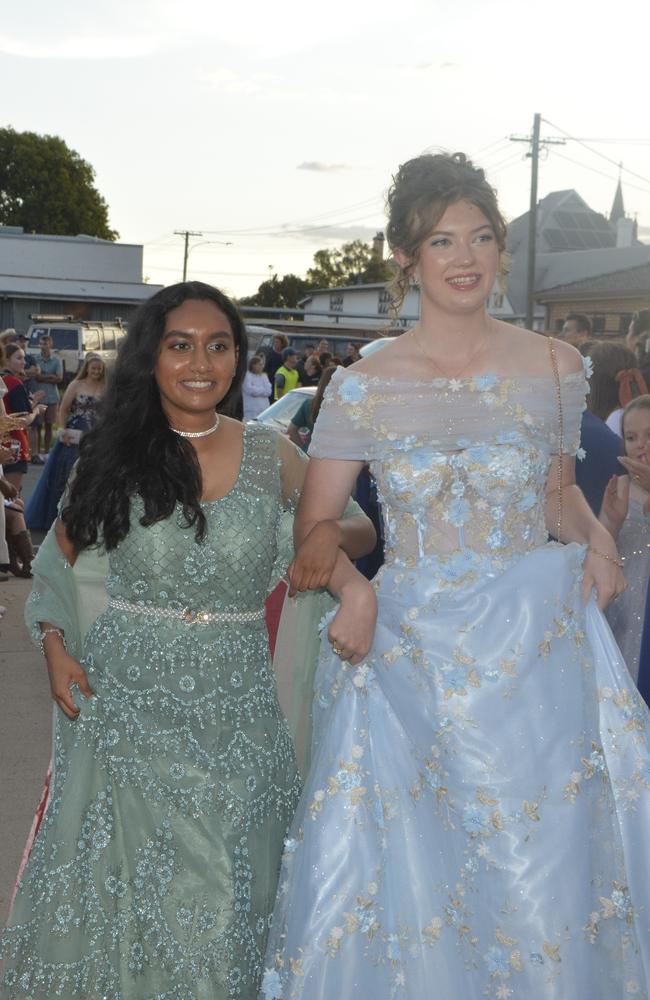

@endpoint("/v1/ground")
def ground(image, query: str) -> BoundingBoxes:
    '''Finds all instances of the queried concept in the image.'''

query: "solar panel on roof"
[545,230,570,250]
[581,231,600,249]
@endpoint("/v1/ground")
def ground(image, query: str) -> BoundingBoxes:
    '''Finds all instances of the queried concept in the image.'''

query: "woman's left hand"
[287,520,342,597]
[582,543,626,610]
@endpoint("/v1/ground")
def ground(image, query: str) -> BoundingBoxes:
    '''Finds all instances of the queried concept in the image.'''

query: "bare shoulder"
[63,379,80,398]
[549,336,584,376]
[220,414,245,435]
[351,334,418,378]
[496,324,583,377]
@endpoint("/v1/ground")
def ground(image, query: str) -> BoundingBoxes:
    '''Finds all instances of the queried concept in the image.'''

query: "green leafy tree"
[0,127,117,239]
[306,239,391,288]
[239,272,310,308]
[241,239,392,307]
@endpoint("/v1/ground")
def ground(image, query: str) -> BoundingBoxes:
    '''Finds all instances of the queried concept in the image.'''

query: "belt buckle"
[182,607,210,624]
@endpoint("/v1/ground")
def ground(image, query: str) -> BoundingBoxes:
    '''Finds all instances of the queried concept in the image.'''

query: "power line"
[570,138,650,145]
[548,148,650,197]
[146,264,271,277]
[469,137,511,159]
[483,149,528,173]
[543,117,650,189]
[199,193,384,238]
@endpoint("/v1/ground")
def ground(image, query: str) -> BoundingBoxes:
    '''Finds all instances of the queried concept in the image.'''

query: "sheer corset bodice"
[310,365,588,587]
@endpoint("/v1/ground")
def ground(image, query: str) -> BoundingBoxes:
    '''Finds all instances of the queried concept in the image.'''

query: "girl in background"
[600,394,650,682]
[242,355,272,419]
[25,354,106,533]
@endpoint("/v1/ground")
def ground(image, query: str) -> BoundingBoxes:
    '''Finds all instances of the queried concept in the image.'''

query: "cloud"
[198,68,368,106]
[0,31,163,60]
[297,162,353,173]
[399,60,461,73]
[275,224,380,244]
[198,67,276,96]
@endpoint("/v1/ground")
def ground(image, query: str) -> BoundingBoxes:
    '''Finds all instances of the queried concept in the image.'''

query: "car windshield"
[29,327,78,351]
[254,390,313,429]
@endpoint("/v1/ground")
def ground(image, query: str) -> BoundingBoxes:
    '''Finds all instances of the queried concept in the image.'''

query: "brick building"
[537,262,650,336]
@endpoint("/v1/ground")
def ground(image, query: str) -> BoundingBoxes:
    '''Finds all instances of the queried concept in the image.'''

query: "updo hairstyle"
[386,152,508,309]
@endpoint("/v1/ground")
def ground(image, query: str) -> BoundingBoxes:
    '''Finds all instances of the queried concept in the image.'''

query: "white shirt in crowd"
[242,371,272,419]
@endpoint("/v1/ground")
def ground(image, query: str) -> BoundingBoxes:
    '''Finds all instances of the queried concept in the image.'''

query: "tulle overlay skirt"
[262,543,650,1000]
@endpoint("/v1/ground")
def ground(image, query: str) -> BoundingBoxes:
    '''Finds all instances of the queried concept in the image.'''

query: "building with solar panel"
[505,184,650,334]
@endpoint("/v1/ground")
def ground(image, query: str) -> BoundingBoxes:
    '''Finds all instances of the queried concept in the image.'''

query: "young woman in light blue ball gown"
[262,153,650,1000]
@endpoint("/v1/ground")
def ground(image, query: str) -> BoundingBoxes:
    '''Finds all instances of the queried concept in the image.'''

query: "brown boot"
[7,530,33,578]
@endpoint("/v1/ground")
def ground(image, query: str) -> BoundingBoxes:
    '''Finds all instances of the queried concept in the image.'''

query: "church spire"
[610,171,625,224]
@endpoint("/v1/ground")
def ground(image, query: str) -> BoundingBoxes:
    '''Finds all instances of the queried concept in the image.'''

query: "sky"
[2,0,650,299]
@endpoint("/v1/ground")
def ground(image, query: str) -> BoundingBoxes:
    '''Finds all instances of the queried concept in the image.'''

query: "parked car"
[26,317,128,384]
[245,324,281,358]
[252,386,316,434]
[359,336,397,357]
[255,331,379,360]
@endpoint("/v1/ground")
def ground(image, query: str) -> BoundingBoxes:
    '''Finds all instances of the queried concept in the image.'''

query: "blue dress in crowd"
[25,394,102,532]
[262,362,650,1000]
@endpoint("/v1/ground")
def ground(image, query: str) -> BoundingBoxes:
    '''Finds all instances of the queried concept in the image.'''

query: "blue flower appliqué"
[445,498,471,527]
[473,374,499,391]
[338,375,366,405]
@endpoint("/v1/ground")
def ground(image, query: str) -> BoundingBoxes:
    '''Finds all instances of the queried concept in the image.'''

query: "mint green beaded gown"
[1,424,303,1000]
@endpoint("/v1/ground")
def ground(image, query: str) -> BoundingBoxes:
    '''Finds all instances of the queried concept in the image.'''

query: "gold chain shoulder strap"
[547,336,564,541]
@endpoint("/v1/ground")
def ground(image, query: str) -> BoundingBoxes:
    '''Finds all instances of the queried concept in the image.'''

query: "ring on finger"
[331,643,344,657]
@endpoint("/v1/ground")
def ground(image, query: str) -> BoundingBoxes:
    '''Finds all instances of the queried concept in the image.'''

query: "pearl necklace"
[170,415,220,439]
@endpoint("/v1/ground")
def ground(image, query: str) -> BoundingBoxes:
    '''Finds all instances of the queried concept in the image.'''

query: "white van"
[26,316,128,383]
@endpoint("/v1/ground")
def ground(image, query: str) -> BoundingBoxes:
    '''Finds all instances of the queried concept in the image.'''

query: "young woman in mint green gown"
[0,281,374,1000]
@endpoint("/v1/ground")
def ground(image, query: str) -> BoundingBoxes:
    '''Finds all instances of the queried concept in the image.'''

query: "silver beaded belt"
[108,596,266,625]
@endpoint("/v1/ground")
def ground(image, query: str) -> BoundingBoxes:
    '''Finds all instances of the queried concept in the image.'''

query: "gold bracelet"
[588,546,625,569]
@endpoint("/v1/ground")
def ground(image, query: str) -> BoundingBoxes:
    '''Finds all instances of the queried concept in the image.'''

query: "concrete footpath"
[0,464,52,924]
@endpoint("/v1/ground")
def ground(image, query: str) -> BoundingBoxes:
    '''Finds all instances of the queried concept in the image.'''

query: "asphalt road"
[0,463,52,923]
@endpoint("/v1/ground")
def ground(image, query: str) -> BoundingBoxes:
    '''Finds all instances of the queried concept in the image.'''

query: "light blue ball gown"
[262,356,650,1000]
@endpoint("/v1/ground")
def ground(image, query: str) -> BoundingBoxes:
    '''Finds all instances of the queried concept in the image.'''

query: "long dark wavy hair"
[62,281,248,551]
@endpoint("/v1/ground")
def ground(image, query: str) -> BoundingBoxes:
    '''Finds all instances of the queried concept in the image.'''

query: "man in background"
[561,314,592,346]
[274,347,300,400]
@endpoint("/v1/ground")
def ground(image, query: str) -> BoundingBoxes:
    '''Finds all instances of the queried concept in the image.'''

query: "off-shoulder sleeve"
[308,368,377,461]
[560,370,588,456]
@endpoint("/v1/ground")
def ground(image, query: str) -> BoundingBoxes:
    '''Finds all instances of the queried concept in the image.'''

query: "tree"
[239,273,309,309]
[305,239,391,288]
[240,239,393,308]
[0,127,118,239]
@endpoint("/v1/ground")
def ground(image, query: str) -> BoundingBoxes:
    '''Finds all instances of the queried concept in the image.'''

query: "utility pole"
[174,230,203,281]
[510,114,564,329]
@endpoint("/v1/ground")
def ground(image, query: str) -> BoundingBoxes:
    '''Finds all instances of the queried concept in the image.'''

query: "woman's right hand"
[327,576,378,666]
[46,649,94,719]
[601,474,629,533]
[0,478,19,499]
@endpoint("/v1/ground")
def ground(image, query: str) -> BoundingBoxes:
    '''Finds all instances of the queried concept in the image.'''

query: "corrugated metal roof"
[537,262,650,300]
[0,274,161,301]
